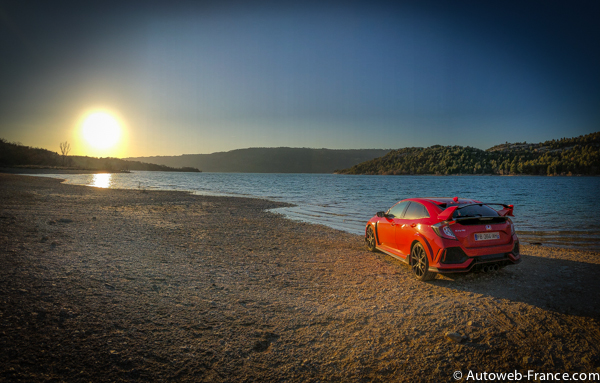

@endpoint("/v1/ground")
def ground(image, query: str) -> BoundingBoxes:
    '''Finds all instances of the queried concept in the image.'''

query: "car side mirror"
[376,211,386,218]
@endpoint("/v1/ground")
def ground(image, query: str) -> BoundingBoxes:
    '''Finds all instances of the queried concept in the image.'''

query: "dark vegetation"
[127,147,391,173]
[4,131,598,176]
[0,139,200,172]
[336,132,600,176]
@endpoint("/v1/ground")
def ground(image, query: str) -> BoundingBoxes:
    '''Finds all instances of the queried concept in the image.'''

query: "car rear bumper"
[429,240,521,273]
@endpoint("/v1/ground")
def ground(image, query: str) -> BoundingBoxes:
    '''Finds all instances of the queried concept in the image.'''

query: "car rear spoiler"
[437,206,459,221]
[437,203,514,221]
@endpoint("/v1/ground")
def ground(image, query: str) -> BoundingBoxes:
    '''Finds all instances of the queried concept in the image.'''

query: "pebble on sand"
[445,332,464,343]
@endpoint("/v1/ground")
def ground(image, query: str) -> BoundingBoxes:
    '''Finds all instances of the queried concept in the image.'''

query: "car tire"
[365,226,377,252]
[411,242,436,281]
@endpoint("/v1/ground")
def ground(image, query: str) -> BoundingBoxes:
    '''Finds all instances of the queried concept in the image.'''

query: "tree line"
[0,139,200,172]
[336,132,600,176]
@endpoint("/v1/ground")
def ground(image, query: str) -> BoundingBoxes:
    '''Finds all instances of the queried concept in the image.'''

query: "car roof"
[408,197,482,206]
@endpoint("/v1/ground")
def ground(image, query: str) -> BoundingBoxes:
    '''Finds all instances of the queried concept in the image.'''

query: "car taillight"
[432,222,457,239]
[508,218,515,235]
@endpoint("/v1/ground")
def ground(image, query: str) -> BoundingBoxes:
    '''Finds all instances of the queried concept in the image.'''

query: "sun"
[82,112,121,150]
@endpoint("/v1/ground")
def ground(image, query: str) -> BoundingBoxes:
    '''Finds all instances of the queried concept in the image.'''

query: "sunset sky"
[0,0,599,157]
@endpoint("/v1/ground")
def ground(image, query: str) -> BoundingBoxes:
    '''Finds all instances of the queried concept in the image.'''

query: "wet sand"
[1,173,599,382]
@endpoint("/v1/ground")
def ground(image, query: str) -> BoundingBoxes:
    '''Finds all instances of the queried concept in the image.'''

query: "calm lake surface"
[33,172,600,252]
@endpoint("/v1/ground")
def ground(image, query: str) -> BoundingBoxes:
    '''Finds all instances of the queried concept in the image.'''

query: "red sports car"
[365,197,520,280]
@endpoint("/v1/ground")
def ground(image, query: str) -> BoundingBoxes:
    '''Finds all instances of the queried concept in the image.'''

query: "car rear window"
[404,202,430,219]
[453,204,499,218]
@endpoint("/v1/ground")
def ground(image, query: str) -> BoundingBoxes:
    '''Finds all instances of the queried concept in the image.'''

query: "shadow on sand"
[432,253,600,319]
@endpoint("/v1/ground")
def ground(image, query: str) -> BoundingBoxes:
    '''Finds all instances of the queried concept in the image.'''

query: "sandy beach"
[1,173,599,382]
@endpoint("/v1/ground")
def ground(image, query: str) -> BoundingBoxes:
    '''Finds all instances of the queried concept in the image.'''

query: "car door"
[395,202,430,256]
[378,201,409,249]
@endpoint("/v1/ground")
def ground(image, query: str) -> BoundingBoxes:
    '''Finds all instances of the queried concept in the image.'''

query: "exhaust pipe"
[482,264,499,273]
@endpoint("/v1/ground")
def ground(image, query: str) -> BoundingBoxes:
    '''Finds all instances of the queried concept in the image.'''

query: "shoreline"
[8,170,600,253]
[0,167,129,175]
[1,174,600,381]
[3,166,598,177]
[335,172,599,177]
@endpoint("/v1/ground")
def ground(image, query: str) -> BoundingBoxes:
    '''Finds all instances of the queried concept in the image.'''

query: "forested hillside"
[336,132,600,176]
[4,132,597,176]
[127,147,391,173]
[0,139,199,172]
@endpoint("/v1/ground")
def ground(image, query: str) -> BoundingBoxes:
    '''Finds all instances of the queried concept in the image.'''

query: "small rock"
[59,309,75,318]
[253,340,271,352]
[445,332,464,343]
[127,368,140,378]
[581,356,589,364]
[467,321,474,326]
[92,217,97,220]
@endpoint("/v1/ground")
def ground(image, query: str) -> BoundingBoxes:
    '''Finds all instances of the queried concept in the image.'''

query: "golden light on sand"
[82,111,121,150]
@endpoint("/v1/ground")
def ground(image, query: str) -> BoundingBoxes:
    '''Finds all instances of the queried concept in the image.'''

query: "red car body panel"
[366,197,521,274]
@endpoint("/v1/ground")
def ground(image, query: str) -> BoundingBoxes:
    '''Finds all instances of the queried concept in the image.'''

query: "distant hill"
[336,132,600,176]
[126,148,391,173]
[0,139,200,172]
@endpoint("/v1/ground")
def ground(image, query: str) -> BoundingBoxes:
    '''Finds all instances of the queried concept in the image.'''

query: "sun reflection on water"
[90,173,112,188]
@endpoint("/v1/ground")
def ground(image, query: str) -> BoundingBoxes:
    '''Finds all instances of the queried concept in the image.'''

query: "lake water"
[32,172,600,252]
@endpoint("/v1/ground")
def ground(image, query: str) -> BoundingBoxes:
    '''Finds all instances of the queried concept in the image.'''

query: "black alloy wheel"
[411,242,436,281]
[365,226,377,252]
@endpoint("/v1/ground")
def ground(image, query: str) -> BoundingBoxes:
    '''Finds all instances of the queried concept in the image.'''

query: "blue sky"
[0,0,598,157]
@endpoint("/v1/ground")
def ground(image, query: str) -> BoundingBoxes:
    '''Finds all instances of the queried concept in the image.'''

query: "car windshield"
[453,204,499,218]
